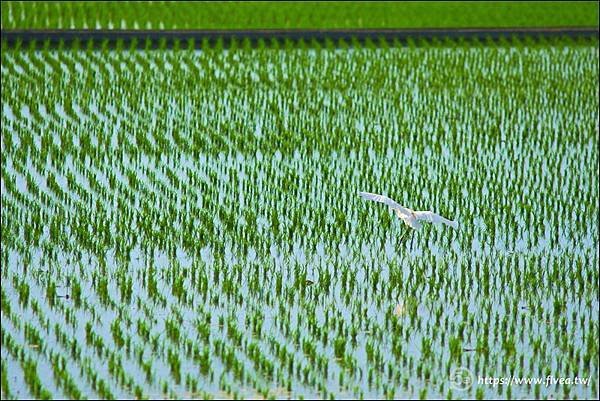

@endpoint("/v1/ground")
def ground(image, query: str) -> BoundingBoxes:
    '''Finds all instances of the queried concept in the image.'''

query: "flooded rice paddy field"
[1,40,599,399]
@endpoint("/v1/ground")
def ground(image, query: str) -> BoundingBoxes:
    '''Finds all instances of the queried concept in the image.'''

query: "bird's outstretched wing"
[413,211,459,229]
[358,192,412,215]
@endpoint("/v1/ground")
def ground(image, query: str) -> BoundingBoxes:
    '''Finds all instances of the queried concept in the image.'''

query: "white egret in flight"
[359,191,458,245]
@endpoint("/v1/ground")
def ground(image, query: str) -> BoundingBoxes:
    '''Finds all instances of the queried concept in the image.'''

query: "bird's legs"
[398,224,412,247]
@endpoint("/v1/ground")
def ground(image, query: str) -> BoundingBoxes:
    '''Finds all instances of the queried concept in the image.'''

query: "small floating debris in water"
[393,302,406,317]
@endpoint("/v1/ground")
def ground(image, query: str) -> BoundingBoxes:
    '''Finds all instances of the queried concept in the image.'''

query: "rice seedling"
[1,35,598,399]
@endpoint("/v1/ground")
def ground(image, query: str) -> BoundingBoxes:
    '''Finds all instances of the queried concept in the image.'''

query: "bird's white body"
[358,191,458,230]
